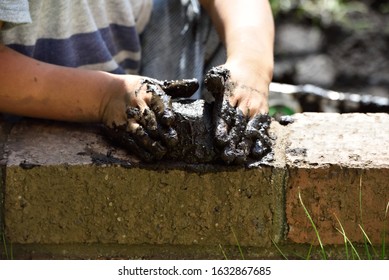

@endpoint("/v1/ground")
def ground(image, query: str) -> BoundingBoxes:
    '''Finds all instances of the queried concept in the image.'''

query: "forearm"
[200,0,274,83]
[0,44,121,123]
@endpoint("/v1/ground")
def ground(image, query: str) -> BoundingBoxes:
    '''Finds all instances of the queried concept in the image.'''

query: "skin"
[200,0,274,117]
[200,0,275,163]
[0,1,274,160]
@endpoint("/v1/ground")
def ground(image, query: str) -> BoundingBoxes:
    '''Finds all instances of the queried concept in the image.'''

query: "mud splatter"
[278,115,294,126]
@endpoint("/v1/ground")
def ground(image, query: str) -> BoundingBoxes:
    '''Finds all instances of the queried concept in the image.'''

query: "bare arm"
[200,0,274,116]
[0,43,123,123]
[0,42,185,160]
[0,17,159,125]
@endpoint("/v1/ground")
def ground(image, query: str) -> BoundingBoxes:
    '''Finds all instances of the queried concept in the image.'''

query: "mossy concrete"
[5,165,282,247]
[0,117,12,234]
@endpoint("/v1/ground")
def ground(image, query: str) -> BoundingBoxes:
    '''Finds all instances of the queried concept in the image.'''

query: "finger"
[214,115,229,147]
[148,84,175,126]
[157,125,179,148]
[137,108,158,138]
[245,113,271,139]
[251,139,266,159]
[220,98,236,126]
[204,66,231,96]
[161,79,199,98]
[236,138,252,164]
[228,94,238,108]
[226,108,246,148]
[126,107,142,122]
[234,108,247,134]
[220,141,236,164]
[232,148,246,165]
[128,121,166,159]
[228,126,241,146]
[258,114,271,129]
[101,125,154,162]
[245,115,261,139]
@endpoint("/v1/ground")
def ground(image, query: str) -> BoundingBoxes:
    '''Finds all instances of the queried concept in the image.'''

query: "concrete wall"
[0,112,388,259]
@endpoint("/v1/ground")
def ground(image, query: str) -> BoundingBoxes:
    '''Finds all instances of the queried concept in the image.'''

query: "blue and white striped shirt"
[0,0,152,74]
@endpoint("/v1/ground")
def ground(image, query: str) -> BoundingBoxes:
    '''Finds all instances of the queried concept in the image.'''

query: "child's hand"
[100,76,174,161]
[205,66,271,164]
[100,75,198,161]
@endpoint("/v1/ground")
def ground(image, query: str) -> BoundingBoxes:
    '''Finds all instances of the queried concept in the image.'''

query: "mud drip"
[205,66,272,164]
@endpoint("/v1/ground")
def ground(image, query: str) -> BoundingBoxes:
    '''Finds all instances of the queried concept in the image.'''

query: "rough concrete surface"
[5,165,279,246]
[3,117,284,250]
[285,113,389,168]
[286,113,389,244]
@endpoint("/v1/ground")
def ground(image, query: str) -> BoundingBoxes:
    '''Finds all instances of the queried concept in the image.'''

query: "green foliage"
[219,227,245,260]
[1,230,13,260]
[270,0,369,29]
[298,189,327,260]
[273,178,388,260]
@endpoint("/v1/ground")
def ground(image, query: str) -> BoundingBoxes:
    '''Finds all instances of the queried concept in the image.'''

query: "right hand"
[100,74,198,162]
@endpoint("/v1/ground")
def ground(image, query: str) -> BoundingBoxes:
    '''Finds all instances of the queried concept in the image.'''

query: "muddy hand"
[102,77,188,162]
[204,66,271,164]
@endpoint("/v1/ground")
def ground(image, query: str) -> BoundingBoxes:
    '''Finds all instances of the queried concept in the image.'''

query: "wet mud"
[103,74,273,166]
[158,78,199,98]
[277,115,294,126]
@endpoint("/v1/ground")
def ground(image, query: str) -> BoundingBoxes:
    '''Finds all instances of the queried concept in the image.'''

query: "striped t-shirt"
[0,0,152,74]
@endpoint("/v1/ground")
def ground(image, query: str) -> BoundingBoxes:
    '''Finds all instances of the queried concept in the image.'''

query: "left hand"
[205,64,271,164]
[222,61,269,117]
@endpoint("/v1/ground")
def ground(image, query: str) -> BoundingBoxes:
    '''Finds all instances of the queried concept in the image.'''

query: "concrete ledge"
[5,164,280,246]
[1,112,389,259]
[1,116,285,255]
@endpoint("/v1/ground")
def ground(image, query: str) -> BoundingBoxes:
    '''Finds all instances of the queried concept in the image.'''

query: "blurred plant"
[270,0,369,28]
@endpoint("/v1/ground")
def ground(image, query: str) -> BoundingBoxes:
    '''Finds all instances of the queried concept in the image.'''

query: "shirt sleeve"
[0,0,31,29]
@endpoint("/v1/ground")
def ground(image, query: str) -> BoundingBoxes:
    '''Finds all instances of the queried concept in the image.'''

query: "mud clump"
[204,66,272,165]
[278,115,294,126]
[168,100,216,163]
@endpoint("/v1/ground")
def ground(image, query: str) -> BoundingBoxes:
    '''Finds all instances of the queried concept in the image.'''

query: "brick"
[3,114,284,251]
[286,113,389,245]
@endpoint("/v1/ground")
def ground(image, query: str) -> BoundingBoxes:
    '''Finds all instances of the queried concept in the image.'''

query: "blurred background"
[268,0,389,115]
